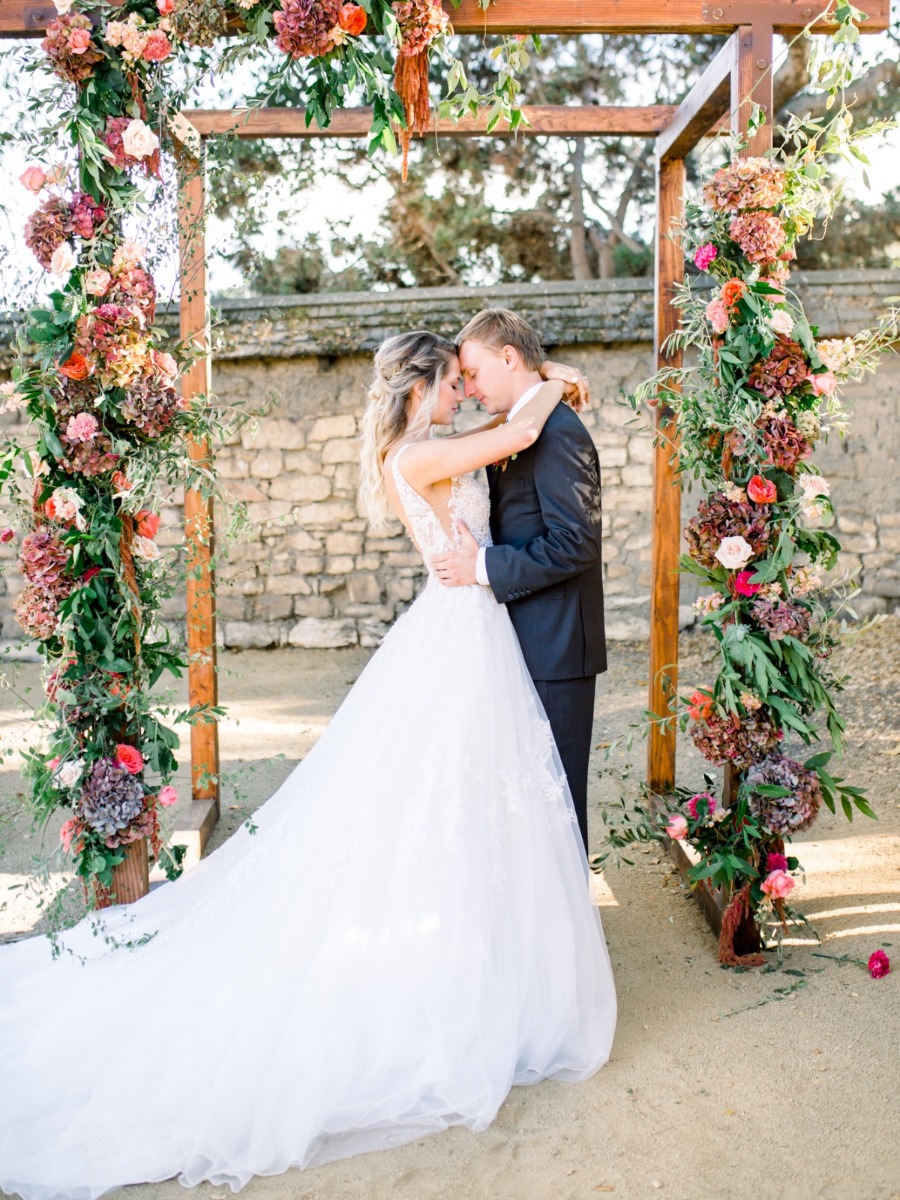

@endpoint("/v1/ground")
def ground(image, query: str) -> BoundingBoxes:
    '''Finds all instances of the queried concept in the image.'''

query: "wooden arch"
[2,0,890,934]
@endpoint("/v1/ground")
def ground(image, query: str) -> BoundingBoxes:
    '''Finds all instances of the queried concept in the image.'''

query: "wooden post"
[647,154,685,797]
[732,24,775,156]
[176,141,220,863]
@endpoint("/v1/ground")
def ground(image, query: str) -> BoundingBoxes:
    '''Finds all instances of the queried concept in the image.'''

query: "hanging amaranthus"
[392,0,448,179]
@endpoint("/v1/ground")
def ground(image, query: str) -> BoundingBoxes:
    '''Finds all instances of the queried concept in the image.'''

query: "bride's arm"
[401,380,565,490]
[442,413,506,440]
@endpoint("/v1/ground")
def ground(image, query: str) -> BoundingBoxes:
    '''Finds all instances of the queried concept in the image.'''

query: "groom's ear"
[501,344,520,371]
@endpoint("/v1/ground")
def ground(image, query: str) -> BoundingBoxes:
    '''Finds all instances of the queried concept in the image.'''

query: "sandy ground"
[0,618,898,1200]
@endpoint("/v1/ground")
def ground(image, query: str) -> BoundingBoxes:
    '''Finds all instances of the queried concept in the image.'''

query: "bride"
[0,330,617,1200]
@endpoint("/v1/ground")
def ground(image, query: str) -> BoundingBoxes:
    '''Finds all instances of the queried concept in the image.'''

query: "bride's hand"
[540,360,590,412]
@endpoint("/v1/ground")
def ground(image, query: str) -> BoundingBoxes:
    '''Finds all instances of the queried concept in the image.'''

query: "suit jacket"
[484,402,607,682]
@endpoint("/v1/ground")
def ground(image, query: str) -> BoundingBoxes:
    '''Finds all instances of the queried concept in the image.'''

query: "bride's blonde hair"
[359,330,457,529]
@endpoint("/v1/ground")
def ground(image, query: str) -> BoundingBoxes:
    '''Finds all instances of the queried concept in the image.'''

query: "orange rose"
[116,743,144,774]
[59,353,90,381]
[111,470,132,493]
[339,3,367,34]
[687,689,715,722]
[135,509,160,539]
[720,279,747,309]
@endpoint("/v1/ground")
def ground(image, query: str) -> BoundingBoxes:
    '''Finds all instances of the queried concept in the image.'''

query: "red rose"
[0,527,14,544]
[59,353,90,381]
[747,474,777,504]
[339,3,367,34]
[868,950,890,979]
[116,743,144,774]
[687,689,715,722]
[732,570,762,597]
[135,509,160,539]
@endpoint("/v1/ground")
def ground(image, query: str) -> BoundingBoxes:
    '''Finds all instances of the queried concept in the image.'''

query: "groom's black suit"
[484,402,607,853]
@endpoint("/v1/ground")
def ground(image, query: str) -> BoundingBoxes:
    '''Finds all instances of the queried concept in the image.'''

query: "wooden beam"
[0,0,892,37]
[1,0,890,37]
[176,142,220,837]
[183,105,678,140]
[647,155,684,799]
[657,32,737,161]
[732,23,776,156]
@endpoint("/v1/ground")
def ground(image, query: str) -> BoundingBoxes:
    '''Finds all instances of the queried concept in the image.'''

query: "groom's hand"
[432,523,479,587]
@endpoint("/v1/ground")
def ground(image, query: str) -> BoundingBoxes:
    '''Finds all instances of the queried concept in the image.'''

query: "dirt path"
[1,618,898,1200]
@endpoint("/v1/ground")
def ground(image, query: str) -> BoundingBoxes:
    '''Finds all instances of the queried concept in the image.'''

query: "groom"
[432,308,606,853]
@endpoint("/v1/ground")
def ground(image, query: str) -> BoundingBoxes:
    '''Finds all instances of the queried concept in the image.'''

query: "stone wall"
[0,271,897,649]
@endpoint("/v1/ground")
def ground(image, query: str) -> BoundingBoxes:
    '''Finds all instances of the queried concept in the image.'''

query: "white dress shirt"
[475,382,544,587]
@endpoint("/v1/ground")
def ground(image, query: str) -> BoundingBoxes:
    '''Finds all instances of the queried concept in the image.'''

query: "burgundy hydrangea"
[67,191,107,240]
[57,427,120,477]
[101,117,134,170]
[758,413,812,473]
[748,338,810,399]
[274,0,343,58]
[24,197,69,269]
[750,595,812,641]
[107,263,157,325]
[14,529,74,640]
[746,753,823,835]
[119,372,185,438]
[689,706,782,770]
[685,491,771,570]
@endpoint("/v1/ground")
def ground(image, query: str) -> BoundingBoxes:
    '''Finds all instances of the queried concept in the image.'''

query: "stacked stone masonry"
[0,272,897,650]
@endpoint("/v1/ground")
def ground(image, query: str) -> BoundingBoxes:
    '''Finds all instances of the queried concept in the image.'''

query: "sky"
[1,28,897,307]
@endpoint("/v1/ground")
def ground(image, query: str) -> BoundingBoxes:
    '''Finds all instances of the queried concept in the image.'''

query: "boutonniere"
[490,453,518,472]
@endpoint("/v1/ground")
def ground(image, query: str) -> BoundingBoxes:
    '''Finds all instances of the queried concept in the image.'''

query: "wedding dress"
[0,447,617,1200]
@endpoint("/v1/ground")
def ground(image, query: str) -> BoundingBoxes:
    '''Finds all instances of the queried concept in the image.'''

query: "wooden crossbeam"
[182,104,678,140]
[657,32,737,160]
[0,0,890,37]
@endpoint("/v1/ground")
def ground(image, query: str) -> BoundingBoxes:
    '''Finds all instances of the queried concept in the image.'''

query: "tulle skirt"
[0,579,616,1200]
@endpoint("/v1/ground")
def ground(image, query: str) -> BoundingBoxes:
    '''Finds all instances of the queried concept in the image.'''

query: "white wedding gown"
[0,448,617,1200]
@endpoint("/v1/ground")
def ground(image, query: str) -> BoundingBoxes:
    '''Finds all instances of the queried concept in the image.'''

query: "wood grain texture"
[109,837,150,906]
[657,33,737,161]
[177,146,221,820]
[2,0,890,36]
[732,23,776,156]
[647,156,685,799]
[181,105,677,140]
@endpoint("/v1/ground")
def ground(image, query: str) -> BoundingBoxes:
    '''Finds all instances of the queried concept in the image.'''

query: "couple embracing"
[0,309,616,1198]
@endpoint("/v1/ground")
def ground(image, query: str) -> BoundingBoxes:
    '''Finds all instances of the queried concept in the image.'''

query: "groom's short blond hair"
[457,308,544,372]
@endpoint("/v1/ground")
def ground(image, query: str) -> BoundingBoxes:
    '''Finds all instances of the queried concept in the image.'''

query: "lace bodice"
[391,444,492,576]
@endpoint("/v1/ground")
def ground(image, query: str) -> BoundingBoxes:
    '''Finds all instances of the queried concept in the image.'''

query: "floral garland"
[620,16,898,964]
[6,0,517,904]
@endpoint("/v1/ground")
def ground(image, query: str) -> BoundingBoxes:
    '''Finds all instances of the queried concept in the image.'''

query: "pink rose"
[867,950,890,979]
[705,299,730,334]
[84,268,112,296]
[714,536,754,571]
[157,0,175,12]
[65,412,99,443]
[807,371,836,396]
[151,349,178,380]
[158,785,178,807]
[733,570,762,597]
[48,756,61,771]
[693,243,718,271]
[665,814,688,841]
[142,29,172,61]
[761,869,795,900]
[116,743,144,774]
[686,791,719,820]
[68,26,92,53]
[766,852,788,872]
[19,165,47,193]
[60,817,79,852]
[0,527,14,544]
